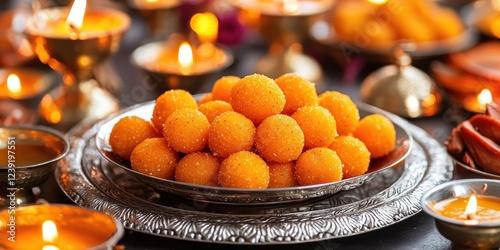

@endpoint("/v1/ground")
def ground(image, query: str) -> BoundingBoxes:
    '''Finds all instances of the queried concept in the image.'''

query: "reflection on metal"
[24,7,130,130]
[360,47,443,118]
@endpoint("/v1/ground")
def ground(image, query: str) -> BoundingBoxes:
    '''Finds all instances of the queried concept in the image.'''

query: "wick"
[466,214,476,220]
[68,23,80,38]
[69,23,78,32]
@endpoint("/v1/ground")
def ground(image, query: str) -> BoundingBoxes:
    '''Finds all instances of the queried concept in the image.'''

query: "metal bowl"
[95,99,413,205]
[421,179,500,249]
[451,155,500,180]
[130,41,234,94]
[0,125,69,206]
[0,204,123,249]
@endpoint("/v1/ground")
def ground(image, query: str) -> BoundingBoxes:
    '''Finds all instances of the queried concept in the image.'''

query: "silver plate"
[94,101,412,205]
[56,104,453,244]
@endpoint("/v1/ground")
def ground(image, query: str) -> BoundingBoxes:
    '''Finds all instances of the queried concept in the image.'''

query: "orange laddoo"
[211,75,240,103]
[130,138,179,179]
[328,136,370,179]
[230,74,285,124]
[175,152,221,186]
[163,108,210,153]
[274,73,318,115]
[353,114,396,159]
[151,89,198,132]
[295,147,343,186]
[197,93,213,105]
[267,161,298,188]
[198,100,233,123]
[318,91,359,136]
[255,114,304,163]
[109,116,159,160]
[208,111,255,158]
[291,106,337,149]
[218,151,269,189]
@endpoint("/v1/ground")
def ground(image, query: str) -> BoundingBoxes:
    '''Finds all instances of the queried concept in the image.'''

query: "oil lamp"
[131,12,233,94]
[23,0,131,129]
[0,68,54,101]
[230,0,333,83]
[0,204,123,250]
[422,179,500,249]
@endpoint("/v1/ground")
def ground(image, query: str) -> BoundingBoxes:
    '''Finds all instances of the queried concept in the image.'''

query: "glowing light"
[6,74,21,96]
[178,42,193,74]
[281,0,299,14]
[464,194,478,217]
[477,89,493,108]
[66,0,87,31]
[190,12,218,43]
[42,220,58,243]
[368,0,389,4]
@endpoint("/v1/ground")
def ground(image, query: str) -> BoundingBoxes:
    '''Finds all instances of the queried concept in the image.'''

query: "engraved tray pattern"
[94,102,413,205]
[56,110,453,244]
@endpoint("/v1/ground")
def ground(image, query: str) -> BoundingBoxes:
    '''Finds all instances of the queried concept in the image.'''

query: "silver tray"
[94,101,412,205]
[56,106,453,244]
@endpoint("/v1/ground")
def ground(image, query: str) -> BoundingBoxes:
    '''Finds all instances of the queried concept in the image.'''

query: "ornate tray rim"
[93,101,413,205]
[55,103,453,245]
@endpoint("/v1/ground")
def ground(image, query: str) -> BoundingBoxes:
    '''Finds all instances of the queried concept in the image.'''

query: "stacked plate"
[55,96,453,244]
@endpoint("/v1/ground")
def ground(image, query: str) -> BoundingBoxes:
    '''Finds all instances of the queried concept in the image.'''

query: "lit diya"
[0,204,124,250]
[421,179,500,249]
[0,68,54,101]
[23,0,131,128]
[131,12,233,94]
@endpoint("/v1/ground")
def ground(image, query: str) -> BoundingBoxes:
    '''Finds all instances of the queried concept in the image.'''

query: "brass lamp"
[24,3,130,129]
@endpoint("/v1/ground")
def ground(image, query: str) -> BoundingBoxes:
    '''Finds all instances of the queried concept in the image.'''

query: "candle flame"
[42,220,58,243]
[146,0,159,2]
[190,12,218,44]
[478,89,493,108]
[464,194,477,217]
[66,0,87,31]
[368,0,389,5]
[7,74,21,96]
[42,245,60,250]
[178,42,193,73]
[280,0,299,14]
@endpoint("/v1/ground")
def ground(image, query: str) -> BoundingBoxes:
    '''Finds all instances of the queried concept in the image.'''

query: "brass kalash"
[24,0,130,130]
[230,0,333,83]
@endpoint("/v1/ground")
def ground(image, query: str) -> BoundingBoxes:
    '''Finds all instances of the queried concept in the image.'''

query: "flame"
[42,246,60,250]
[146,0,159,2]
[280,0,299,14]
[190,12,218,43]
[178,41,193,73]
[368,0,389,4]
[478,89,493,108]
[66,0,87,31]
[7,74,21,96]
[464,194,477,217]
[42,220,58,243]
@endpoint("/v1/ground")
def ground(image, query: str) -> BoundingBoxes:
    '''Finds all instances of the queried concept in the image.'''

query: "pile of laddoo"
[109,73,396,189]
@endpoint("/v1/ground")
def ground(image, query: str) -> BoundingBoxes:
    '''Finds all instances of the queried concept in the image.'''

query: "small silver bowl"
[421,179,500,249]
[451,155,500,180]
[0,125,69,207]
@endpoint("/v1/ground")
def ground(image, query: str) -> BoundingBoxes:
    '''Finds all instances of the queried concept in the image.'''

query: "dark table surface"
[2,1,475,249]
